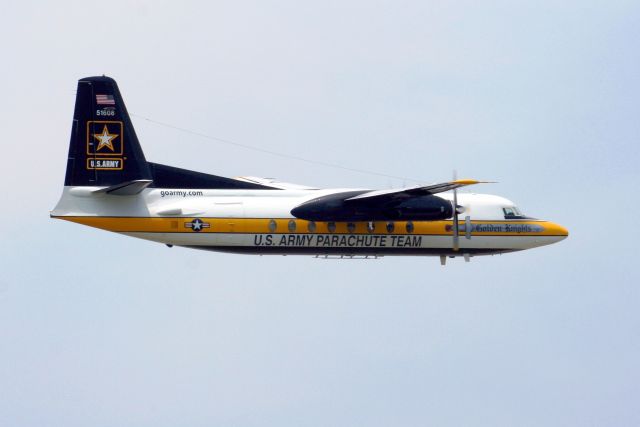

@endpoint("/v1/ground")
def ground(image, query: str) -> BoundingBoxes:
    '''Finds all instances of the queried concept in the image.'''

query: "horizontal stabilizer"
[93,179,153,195]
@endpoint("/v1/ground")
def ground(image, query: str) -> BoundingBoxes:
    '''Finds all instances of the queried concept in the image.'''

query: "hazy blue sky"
[1,1,639,426]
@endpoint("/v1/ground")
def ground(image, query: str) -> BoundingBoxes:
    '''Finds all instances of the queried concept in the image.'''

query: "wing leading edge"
[345,179,490,203]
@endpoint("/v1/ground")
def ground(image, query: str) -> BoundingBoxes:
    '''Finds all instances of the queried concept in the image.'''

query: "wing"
[291,179,492,221]
[345,179,489,203]
[234,176,319,190]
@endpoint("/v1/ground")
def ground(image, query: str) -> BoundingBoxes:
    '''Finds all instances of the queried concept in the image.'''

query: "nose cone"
[548,221,569,239]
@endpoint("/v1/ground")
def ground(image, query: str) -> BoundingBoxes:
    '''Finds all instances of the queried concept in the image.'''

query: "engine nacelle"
[291,192,454,221]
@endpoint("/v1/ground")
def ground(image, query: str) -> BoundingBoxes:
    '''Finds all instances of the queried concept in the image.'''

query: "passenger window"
[366,221,375,233]
[268,219,277,232]
[328,222,336,233]
[347,222,356,233]
[386,221,395,233]
[288,220,297,232]
[307,221,316,233]
[406,221,414,233]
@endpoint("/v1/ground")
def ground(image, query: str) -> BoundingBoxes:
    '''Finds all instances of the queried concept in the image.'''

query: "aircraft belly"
[120,232,559,255]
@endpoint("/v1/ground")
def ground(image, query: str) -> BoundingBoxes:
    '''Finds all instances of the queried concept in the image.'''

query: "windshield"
[503,206,524,218]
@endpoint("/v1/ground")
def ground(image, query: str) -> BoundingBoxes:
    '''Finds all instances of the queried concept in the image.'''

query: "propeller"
[452,170,460,251]
[449,172,495,255]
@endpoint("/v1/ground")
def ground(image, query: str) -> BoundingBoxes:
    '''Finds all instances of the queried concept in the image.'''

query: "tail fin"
[64,76,152,187]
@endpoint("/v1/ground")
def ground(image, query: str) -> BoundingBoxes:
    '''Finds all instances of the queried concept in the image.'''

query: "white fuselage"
[51,186,568,258]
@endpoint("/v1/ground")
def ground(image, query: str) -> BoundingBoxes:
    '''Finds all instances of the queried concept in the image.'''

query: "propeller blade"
[452,170,459,251]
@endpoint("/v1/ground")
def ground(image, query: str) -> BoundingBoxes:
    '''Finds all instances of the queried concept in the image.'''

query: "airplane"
[51,76,568,264]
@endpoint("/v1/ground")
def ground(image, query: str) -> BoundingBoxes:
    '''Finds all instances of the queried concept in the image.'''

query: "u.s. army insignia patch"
[87,121,123,156]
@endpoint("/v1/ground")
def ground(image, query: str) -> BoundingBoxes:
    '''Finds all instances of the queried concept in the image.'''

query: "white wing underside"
[234,176,320,190]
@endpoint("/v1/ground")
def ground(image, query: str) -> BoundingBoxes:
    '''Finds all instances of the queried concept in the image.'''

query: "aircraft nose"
[547,221,569,240]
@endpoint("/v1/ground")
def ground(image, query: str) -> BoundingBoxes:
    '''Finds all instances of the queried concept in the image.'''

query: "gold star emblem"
[93,125,119,152]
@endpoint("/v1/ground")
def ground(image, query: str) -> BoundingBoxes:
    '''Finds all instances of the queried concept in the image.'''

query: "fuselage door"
[213,200,244,244]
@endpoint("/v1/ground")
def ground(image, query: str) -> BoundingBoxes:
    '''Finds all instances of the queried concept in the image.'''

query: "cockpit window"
[503,206,524,218]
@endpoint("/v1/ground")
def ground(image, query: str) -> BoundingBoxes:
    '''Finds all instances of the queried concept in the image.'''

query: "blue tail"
[64,76,152,187]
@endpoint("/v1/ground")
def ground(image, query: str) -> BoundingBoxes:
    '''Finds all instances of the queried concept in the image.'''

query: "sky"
[1,0,639,425]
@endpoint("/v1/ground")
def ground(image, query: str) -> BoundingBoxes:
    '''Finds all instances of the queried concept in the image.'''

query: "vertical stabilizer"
[64,76,151,187]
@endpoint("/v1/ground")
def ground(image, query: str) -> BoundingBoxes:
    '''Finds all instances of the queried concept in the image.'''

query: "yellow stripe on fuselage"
[53,216,569,237]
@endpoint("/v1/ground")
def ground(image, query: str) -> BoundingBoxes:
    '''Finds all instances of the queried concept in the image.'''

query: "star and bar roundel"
[184,218,211,232]
[86,120,124,170]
